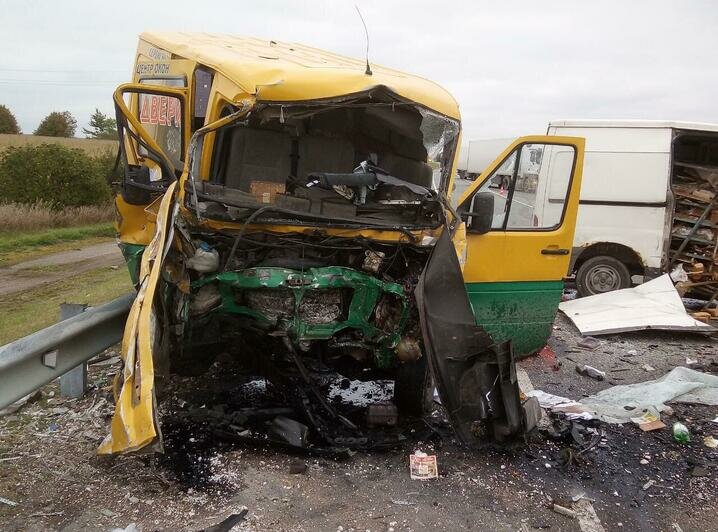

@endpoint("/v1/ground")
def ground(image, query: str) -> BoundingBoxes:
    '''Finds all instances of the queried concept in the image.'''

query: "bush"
[93,148,124,185]
[0,143,112,207]
[0,105,20,134]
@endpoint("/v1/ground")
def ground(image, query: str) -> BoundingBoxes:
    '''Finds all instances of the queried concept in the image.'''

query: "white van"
[543,120,718,297]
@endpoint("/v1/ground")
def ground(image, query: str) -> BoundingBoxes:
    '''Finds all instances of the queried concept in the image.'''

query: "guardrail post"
[59,303,88,398]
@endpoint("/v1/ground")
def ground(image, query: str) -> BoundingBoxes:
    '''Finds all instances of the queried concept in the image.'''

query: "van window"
[505,144,575,230]
[137,77,186,169]
[462,143,575,231]
[471,151,517,229]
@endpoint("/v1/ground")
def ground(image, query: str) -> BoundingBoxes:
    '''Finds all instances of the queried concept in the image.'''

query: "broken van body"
[101,33,585,454]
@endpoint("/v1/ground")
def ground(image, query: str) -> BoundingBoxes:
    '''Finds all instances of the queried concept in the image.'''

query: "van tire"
[393,355,433,417]
[576,255,631,297]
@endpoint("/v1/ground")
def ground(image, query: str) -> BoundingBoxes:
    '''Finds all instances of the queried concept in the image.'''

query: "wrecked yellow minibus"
[101,32,585,454]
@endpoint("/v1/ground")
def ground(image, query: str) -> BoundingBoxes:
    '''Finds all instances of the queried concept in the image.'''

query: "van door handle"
[541,248,570,255]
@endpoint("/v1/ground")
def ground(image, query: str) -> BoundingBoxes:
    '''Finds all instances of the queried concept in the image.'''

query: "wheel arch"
[571,242,646,277]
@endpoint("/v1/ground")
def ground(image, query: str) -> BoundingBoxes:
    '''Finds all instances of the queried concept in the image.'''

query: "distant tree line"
[0,105,117,140]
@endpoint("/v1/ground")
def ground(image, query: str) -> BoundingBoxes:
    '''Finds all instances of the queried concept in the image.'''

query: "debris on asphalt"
[576,364,606,380]
[642,364,656,372]
[630,407,666,431]
[673,422,691,443]
[1,308,715,530]
[703,435,718,448]
[573,498,607,532]
[638,420,666,431]
[526,389,592,419]
[109,524,139,532]
[538,345,560,370]
[576,336,601,350]
[0,389,42,416]
[550,503,577,519]
[559,274,715,335]
[288,460,308,474]
[580,366,718,423]
[409,451,438,480]
[0,496,18,506]
[200,508,248,532]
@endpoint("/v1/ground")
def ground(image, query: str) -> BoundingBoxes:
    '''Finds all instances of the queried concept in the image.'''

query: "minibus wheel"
[393,355,434,417]
[576,255,631,296]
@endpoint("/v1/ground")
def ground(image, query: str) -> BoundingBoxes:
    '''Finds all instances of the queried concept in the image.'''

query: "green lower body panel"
[465,280,563,357]
[118,243,145,286]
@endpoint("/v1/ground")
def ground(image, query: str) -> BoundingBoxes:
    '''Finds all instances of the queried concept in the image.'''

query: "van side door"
[456,136,585,356]
[113,83,190,282]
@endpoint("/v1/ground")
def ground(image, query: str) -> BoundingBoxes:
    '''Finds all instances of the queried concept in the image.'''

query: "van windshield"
[187,93,459,229]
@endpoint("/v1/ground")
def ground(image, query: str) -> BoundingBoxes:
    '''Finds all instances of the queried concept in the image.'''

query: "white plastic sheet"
[582,366,718,423]
[559,275,714,336]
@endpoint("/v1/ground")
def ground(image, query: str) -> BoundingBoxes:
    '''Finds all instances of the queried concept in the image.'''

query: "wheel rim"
[586,264,622,294]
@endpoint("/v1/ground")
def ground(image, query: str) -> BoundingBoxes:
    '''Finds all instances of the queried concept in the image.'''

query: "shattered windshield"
[186,94,459,228]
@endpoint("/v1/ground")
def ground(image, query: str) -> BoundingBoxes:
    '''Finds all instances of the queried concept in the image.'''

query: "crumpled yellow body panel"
[98,183,177,454]
[452,221,467,272]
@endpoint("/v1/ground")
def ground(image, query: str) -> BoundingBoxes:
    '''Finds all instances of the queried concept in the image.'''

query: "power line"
[0,67,127,73]
[0,79,120,86]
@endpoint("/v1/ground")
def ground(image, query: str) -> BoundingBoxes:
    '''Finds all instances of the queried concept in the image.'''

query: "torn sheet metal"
[581,367,718,423]
[98,183,177,454]
[559,275,715,336]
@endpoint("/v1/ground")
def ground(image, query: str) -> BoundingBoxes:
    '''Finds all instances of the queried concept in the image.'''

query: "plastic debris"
[672,422,690,443]
[703,435,718,448]
[109,525,139,532]
[642,480,655,490]
[186,242,219,272]
[670,264,688,282]
[576,336,601,350]
[550,503,577,519]
[581,367,718,423]
[0,496,17,506]
[630,407,665,431]
[576,364,606,381]
[409,451,438,480]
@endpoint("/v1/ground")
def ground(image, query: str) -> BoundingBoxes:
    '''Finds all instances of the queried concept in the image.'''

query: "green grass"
[0,266,133,345]
[0,223,115,258]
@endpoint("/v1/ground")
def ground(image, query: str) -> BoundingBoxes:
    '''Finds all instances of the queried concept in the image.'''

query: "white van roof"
[549,119,718,133]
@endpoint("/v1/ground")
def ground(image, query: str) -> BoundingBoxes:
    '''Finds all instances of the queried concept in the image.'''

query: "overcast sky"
[1,0,716,139]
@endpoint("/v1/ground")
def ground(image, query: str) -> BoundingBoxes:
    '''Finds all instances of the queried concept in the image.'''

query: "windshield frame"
[183,90,460,230]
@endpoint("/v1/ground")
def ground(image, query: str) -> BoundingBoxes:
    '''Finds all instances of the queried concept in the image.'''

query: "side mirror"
[467,192,494,234]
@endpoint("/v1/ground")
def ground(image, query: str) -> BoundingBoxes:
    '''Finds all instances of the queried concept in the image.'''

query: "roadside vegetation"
[0,201,114,232]
[0,105,129,344]
[0,265,132,344]
[0,202,116,264]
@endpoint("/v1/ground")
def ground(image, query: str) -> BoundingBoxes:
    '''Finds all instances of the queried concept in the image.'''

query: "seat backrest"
[223,127,292,191]
[297,135,355,179]
[378,153,434,189]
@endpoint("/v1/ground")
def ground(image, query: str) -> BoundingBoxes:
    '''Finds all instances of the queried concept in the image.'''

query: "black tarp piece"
[415,230,540,444]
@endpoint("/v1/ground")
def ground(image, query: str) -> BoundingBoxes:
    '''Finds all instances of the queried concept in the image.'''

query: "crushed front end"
[102,88,539,455]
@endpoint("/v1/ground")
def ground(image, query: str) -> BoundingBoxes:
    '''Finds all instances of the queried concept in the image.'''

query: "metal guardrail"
[0,293,134,410]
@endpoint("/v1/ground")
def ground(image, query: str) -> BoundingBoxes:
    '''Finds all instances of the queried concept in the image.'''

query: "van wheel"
[576,255,631,297]
[393,355,433,417]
